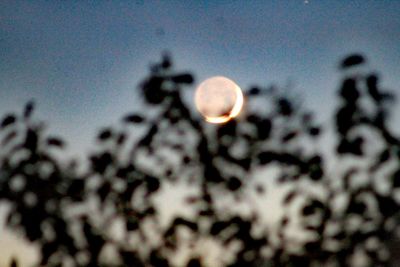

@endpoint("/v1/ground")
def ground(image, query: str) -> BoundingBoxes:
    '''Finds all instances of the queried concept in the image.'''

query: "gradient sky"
[1,0,400,157]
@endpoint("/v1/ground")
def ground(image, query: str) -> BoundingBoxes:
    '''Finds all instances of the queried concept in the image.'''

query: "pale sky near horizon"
[1,0,400,158]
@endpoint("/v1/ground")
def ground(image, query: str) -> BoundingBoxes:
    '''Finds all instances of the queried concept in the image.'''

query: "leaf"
[248,87,260,95]
[336,104,357,136]
[23,100,35,119]
[308,155,322,165]
[340,54,365,69]
[9,258,18,267]
[309,167,323,181]
[280,216,289,227]
[24,129,38,152]
[126,218,139,231]
[258,151,304,167]
[185,196,198,204]
[347,201,367,215]
[246,114,260,123]
[302,113,313,124]
[97,128,112,141]
[83,221,105,259]
[308,127,320,136]
[378,149,391,164]
[304,241,320,252]
[46,137,64,148]
[217,120,236,138]
[256,118,272,139]
[227,176,242,191]
[283,190,297,205]
[40,241,58,265]
[149,250,169,267]
[161,53,171,69]
[339,78,359,103]
[23,210,43,241]
[366,74,394,103]
[282,131,298,143]
[376,195,399,217]
[1,130,17,146]
[123,114,145,124]
[171,73,193,84]
[116,132,126,145]
[142,77,166,104]
[98,182,111,202]
[182,155,191,164]
[332,231,346,241]
[145,176,160,194]
[1,114,16,129]
[210,221,230,236]
[119,250,145,267]
[138,124,158,147]
[277,98,293,116]
[258,151,274,164]
[255,184,265,194]
[90,152,113,174]
[204,164,223,183]
[302,200,324,216]
[392,169,400,188]
[337,137,363,156]
[187,258,201,267]
[172,218,198,231]
[67,179,84,200]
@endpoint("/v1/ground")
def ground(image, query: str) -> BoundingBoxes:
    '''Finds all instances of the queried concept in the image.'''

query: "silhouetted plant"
[0,53,399,267]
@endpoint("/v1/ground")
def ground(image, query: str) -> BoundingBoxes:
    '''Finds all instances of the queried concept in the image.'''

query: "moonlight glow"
[195,76,244,124]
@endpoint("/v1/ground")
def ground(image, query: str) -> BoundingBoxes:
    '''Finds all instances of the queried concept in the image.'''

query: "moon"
[195,76,244,124]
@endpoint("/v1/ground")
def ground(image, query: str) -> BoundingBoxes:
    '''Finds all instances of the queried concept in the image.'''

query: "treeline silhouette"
[0,54,399,267]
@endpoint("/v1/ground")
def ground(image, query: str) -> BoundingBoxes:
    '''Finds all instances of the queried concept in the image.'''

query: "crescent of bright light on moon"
[195,76,244,124]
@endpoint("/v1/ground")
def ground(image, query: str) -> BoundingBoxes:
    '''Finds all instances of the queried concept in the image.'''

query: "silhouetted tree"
[0,53,399,267]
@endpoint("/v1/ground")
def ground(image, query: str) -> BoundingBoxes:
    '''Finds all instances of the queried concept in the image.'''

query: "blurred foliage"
[0,54,399,267]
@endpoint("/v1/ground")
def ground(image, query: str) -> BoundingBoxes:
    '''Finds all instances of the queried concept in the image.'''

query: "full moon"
[194,76,244,124]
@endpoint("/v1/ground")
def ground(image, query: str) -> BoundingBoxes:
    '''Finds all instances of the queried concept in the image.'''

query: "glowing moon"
[195,76,244,124]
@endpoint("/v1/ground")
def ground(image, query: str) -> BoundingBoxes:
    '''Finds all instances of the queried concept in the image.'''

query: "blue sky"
[1,0,400,156]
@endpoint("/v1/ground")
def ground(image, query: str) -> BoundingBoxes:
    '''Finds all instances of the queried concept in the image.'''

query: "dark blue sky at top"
[1,1,399,156]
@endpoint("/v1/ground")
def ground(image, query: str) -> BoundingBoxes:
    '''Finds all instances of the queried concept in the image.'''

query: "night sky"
[1,1,400,157]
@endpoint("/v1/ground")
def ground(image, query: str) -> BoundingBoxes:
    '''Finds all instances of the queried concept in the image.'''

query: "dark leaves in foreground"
[23,100,35,119]
[24,128,39,152]
[1,114,16,129]
[2,130,17,146]
[9,258,18,267]
[340,54,365,69]
[1,53,400,267]
[277,98,293,116]
[46,137,64,148]
[142,77,166,104]
[302,199,325,216]
[123,114,145,124]
[227,176,242,191]
[248,87,260,96]
[90,152,113,174]
[170,73,194,84]
[366,74,394,103]
[339,78,359,103]
[98,128,112,141]
[256,118,272,139]
[187,258,201,267]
